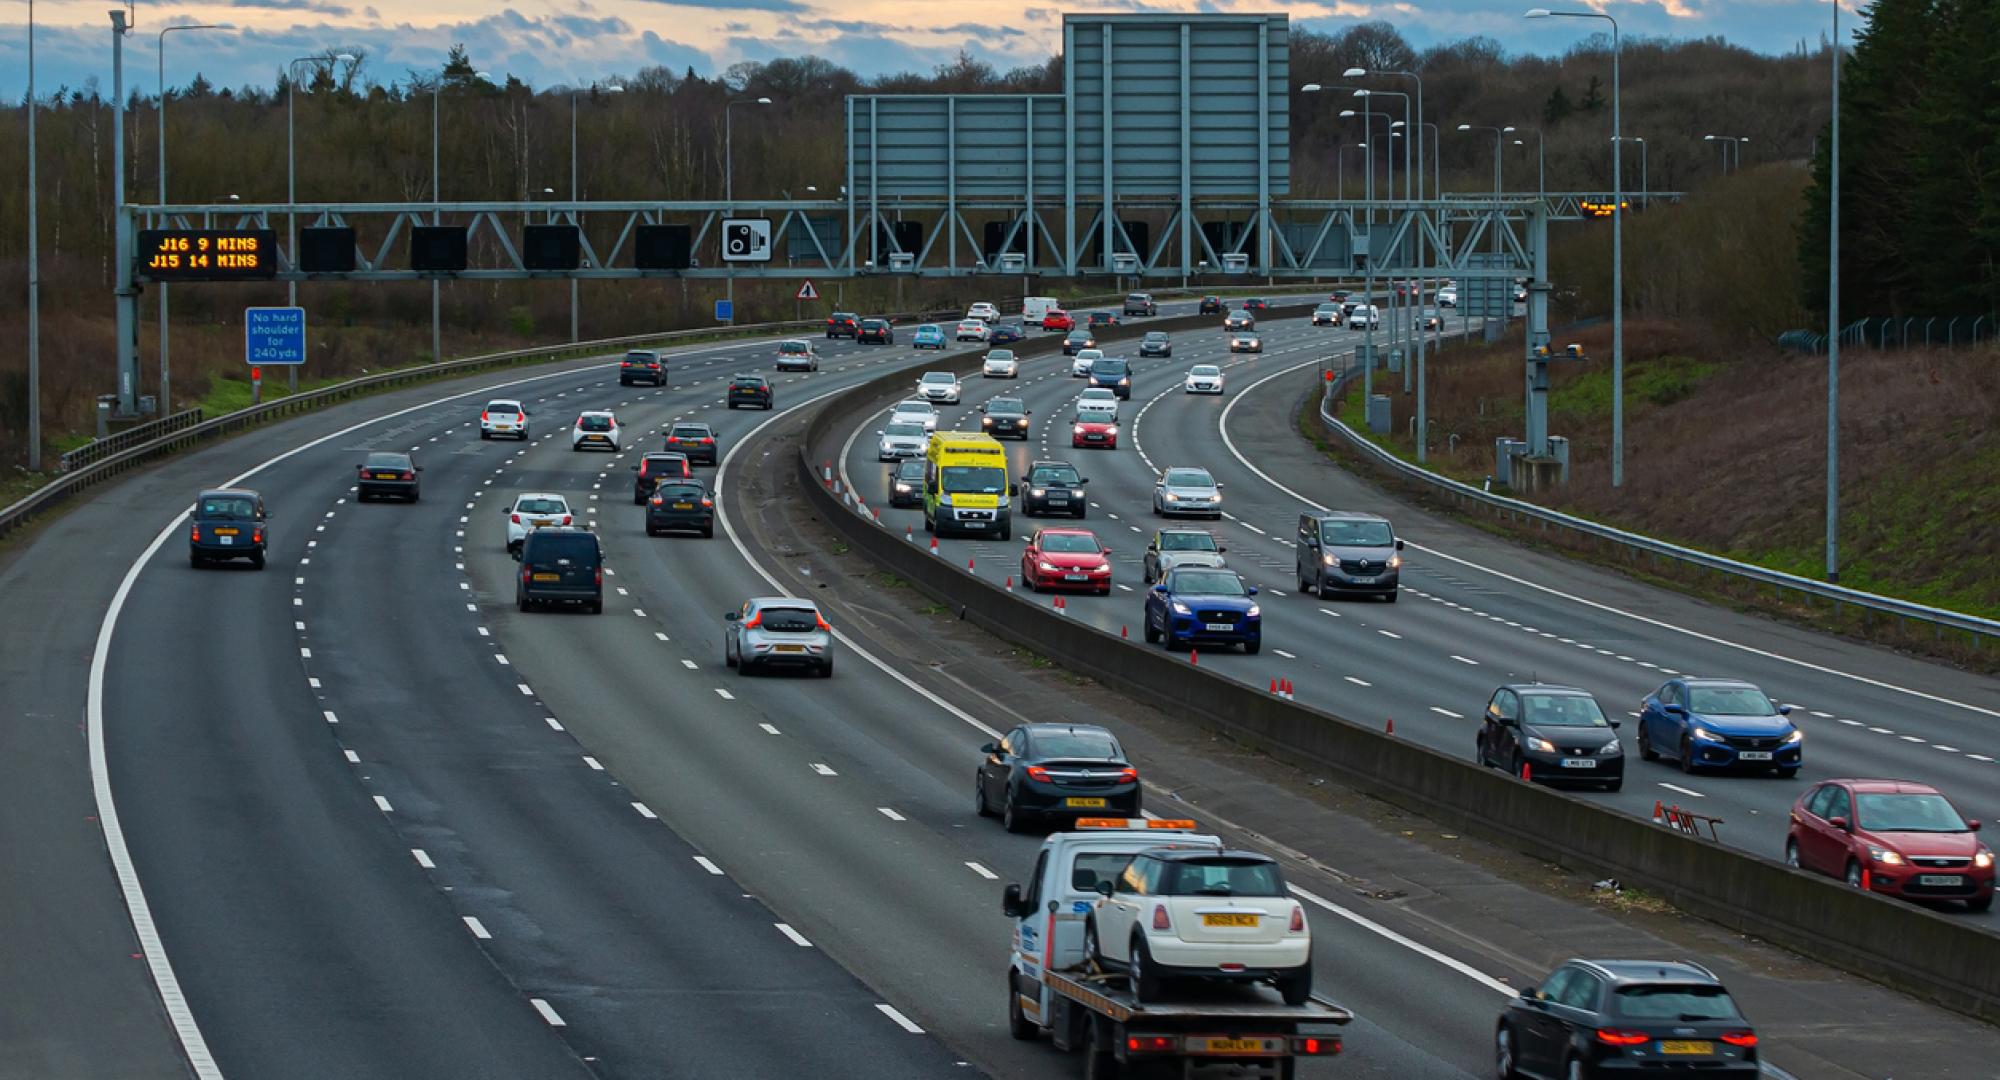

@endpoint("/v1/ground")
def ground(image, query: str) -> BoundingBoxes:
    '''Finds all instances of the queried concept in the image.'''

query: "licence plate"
[1738,751,1773,761]
[963,521,986,529]
[533,519,556,527]
[1049,499,1069,505]
[1202,913,1258,928]
[775,644,806,653]
[532,573,559,582]
[1064,574,1087,581]
[1196,1037,1273,1054]
[215,527,239,536]
[1204,623,1234,632]
[1351,575,1377,584]
[1560,759,1598,769]
[1065,797,1107,808]
[1920,874,1965,886]
[218,535,234,545]
[1658,1041,1713,1056]
[374,473,399,480]
[1085,434,1104,441]
[672,502,694,510]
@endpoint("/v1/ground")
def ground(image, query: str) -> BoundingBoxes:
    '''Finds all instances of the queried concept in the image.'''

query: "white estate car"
[982,349,1020,378]
[1085,846,1312,1004]
[916,370,964,405]
[506,492,573,552]
[481,398,530,440]
[955,319,992,343]
[967,301,1002,323]
[889,399,939,433]
[1070,347,1105,377]
[1184,364,1225,395]
[571,410,622,452]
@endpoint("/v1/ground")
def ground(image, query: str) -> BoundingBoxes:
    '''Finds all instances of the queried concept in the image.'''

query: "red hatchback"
[1020,528,1112,594]
[1787,778,1994,911]
[1071,413,1118,449]
[1042,309,1075,332]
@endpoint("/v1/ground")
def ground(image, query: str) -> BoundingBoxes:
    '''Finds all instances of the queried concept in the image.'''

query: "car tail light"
[742,612,762,629]
[522,568,532,584]
[1126,1036,1175,1054]
[481,411,490,421]
[815,613,832,631]
[1594,1029,1651,1047]
[400,471,414,481]
[511,513,522,524]
[1116,767,1138,782]
[701,498,714,508]
[1289,905,1305,933]
[1151,905,1171,931]
[701,437,713,444]
[577,415,585,426]
[1025,765,1052,782]
[357,464,367,475]
[1293,1036,1340,1056]
[1720,1032,1758,1048]
[190,525,201,541]
[515,412,525,424]
[252,528,263,544]
[594,568,602,586]
[561,515,572,525]
[651,497,663,506]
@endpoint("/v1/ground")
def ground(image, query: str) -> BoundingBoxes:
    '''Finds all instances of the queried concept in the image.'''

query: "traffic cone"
[1385,717,1394,735]
[968,556,976,572]
[1004,575,1013,591]
[906,526,914,542]
[929,537,939,554]
[1861,867,1872,892]
[1652,801,1667,826]
[1270,678,1280,695]
[1189,649,1199,666]
[1282,677,1294,699]
[1519,760,1532,782]
[1121,625,1128,639]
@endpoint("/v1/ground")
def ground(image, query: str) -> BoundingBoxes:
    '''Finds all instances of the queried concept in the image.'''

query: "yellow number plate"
[672,502,694,510]
[374,473,399,480]
[214,527,239,536]
[1065,797,1107,808]
[774,644,806,653]
[1658,1041,1713,1056]
[532,573,560,582]
[1202,913,1259,927]
[1198,1038,1270,1055]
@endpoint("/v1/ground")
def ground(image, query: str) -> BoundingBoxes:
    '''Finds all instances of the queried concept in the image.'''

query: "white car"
[480,398,529,440]
[876,421,928,461]
[1153,466,1223,518]
[1436,286,1458,308]
[889,399,939,433]
[506,492,573,553]
[967,302,1001,323]
[1077,387,1119,416]
[571,410,622,451]
[1071,347,1105,377]
[1086,847,1313,1005]
[774,339,819,372]
[1346,305,1381,331]
[1184,365,1225,395]
[955,319,991,343]
[982,349,1019,379]
[916,370,963,405]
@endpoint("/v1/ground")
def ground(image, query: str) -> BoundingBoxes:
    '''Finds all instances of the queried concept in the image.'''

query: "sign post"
[796,279,818,321]
[245,306,307,400]
[714,299,734,324]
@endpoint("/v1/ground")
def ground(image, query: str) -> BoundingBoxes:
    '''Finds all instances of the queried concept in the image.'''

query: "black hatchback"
[727,374,774,410]
[646,479,714,538]
[1088,358,1132,399]
[1496,959,1760,1079]
[514,527,602,613]
[188,488,268,569]
[1018,460,1088,519]
[979,397,1031,440]
[887,460,925,508]
[355,451,421,502]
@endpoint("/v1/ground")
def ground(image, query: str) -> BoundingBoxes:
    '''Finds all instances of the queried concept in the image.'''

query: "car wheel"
[1637,723,1659,762]
[588,599,602,614]
[1678,737,1697,774]
[1602,779,1622,792]
[1846,860,1864,888]
[1510,750,1527,781]
[1243,639,1261,655]
[975,776,995,818]
[1023,568,1039,592]
[818,659,833,678]
[1476,733,1490,768]
[250,552,266,570]
[1785,840,1802,869]
[1275,963,1312,1006]
[1083,920,1106,971]
[1383,590,1398,603]
[1073,506,1086,520]
[1144,616,1161,644]
[1002,794,1031,834]
[1968,893,1995,913]
[1007,970,1038,1042]
[1565,1056,1585,1080]
[188,552,204,568]
[702,526,714,539]
[1129,935,1162,1003]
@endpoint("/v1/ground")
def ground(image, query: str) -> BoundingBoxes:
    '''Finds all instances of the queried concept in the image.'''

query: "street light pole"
[1616,136,1646,206]
[723,95,773,325]
[1339,143,1368,201]
[1827,1,1841,581]
[287,52,352,395]
[26,0,40,469]
[156,22,225,415]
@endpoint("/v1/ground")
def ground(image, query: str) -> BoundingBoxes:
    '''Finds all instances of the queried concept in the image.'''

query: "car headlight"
[1868,847,1905,865]
[1118,378,1129,386]
[1782,729,1804,744]
[1162,492,1178,501]
[1038,561,1060,572]
[1525,737,1557,754]
[1389,554,1402,568]
[893,483,911,493]
[938,493,952,506]
[1597,740,1622,756]
[1246,605,1260,618]
[982,417,993,425]
[1074,424,1086,434]
[1976,851,1994,869]
[1323,553,1337,565]
[1690,727,1718,743]
[1030,488,1047,497]
[1212,492,1222,502]
[1106,425,1118,435]
[1171,601,1191,615]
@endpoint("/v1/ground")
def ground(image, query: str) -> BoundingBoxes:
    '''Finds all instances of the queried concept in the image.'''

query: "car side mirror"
[1152,584,1168,594]
[1216,545,1228,554]
[876,430,885,436]
[1079,478,1090,485]
[1094,881,1115,898]
[1002,884,1027,919]
[1969,819,1982,832]
[724,612,740,622]
[1829,816,1852,832]
[980,741,998,755]
[1519,985,1537,1000]
[1609,719,1622,729]
[509,547,522,562]
[629,465,638,471]
[1214,482,1224,490]
[1663,703,1687,716]
[1246,585,1258,596]
[1395,538,1405,551]
[1777,704,1793,716]
[1101,548,1113,555]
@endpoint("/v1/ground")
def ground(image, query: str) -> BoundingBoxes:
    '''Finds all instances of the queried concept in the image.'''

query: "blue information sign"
[245,306,307,366]
[714,298,734,322]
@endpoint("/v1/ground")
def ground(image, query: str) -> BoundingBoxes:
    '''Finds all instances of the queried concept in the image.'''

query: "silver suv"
[725,597,834,676]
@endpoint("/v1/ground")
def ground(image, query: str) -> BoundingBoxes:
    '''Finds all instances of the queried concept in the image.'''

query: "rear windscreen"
[200,496,255,517]
[1612,985,1741,1021]
[530,534,597,561]
[671,426,709,439]
[656,484,704,500]
[758,607,820,632]
[1159,859,1285,897]
[517,498,566,515]
[364,453,407,469]
[579,416,612,432]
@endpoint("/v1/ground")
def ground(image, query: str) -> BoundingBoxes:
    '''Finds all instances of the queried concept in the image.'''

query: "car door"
[1546,969,1605,1068]
[1484,690,1521,765]
[1653,681,1687,756]
[1794,784,1838,873]
[1095,856,1154,962]
[727,600,753,660]
[1812,783,1855,874]
[983,729,1025,805]
[1516,966,1577,1071]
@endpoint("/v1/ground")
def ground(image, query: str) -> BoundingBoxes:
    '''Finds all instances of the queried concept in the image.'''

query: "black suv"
[1018,460,1088,519]
[1088,358,1132,400]
[979,397,1031,440]
[664,422,718,464]
[1295,510,1402,600]
[188,487,268,569]
[825,312,859,338]
[727,374,774,410]
[1496,960,1759,1079]
[887,460,925,508]
[857,318,894,344]
[646,478,714,538]
[1198,295,1224,315]
[1122,292,1156,317]
[514,526,603,613]
[632,452,692,503]
[619,349,667,386]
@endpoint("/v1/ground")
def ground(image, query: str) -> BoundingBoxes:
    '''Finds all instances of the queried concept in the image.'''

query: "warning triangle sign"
[796,280,820,301]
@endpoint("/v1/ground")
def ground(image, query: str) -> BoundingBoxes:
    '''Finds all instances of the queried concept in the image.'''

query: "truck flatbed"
[1044,967,1353,1027]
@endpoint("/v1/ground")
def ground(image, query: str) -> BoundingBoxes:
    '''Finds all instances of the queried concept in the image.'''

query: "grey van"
[1296,511,1402,600]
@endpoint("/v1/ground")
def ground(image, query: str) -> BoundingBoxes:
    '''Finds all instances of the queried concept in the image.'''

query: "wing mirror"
[1777,704,1794,716]
[1969,819,1983,832]
[629,464,639,471]
[1094,880,1115,898]
[980,742,998,755]
[724,611,740,622]
[509,547,522,563]
[1001,884,1028,918]
[1395,538,1405,551]
[1217,545,1228,554]
[1246,585,1258,596]
[1829,816,1852,832]
[1664,703,1687,716]
[1152,584,1168,594]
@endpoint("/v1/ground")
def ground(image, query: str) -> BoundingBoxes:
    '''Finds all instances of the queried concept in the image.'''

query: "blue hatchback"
[912,324,948,350]
[1638,678,1802,776]
[1143,567,1260,653]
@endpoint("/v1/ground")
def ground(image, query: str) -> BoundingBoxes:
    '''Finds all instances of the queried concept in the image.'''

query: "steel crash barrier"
[791,346,2000,1026]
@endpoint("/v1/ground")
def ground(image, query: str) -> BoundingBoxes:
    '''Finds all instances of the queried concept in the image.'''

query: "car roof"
[1159,527,1211,536]
[1037,527,1097,537]
[1021,722,1116,738]
[748,595,820,609]
[1682,677,1759,690]
[894,399,934,410]
[644,450,687,459]
[198,487,259,499]
[578,409,615,417]
[1305,509,1389,523]
[513,491,568,502]
[1571,959,1720,986]
[1162,466,1213,478]
[1503,683,1594,697]
[487,397,522,405]
[671,421,712,430]
[1830,777,1946,795]
[1139,847,1275,864]
[922,370,956,378]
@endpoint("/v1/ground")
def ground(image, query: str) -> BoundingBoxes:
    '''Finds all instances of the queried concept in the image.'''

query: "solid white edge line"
[1289,884,1515,997]
[1217,356,2000,722]
[874,1002,926,1034]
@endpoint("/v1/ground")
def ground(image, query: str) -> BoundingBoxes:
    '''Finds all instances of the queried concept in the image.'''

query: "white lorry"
[1001,817,1351,1078]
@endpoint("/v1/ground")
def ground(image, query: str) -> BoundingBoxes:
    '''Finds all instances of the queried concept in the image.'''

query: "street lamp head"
[1340,110,1359,118]
[755,96,772,105]
[1703,134,1717,141]
[1299,82,1323,92]
[1456,123,1473,131]
[1524,8,1552,17]
[1390,120,1405,128]
[1351,89,1369,97]
[1342,67,1367,77]
[333,53,356,62]
[806,185,817,192]
[1513,139,1525,145]
[1502,125,1517,133]
[542,186,555,195]
[1739,135,1751,142]
[604,84,625,93]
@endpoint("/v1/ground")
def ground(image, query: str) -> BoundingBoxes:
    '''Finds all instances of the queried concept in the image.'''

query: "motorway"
[5,294,1996,1079]
[833,300,2000,926]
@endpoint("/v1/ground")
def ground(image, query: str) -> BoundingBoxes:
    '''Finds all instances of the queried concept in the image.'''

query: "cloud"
[626,0,809,11]
[227,0,356,17]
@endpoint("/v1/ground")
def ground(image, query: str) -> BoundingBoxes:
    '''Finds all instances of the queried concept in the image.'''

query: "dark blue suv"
[1143,567,1260,653]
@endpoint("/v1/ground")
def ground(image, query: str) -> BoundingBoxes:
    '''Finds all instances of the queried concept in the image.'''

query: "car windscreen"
[1611,985,1742,1022]
[941,466,1006,494]
[364,453,408,469]
[778,342,809,354]
[921,372,955,383]
[1171,569,1244,595]
[1127,294,1147,302]
[1163,469,1212,488]
[757,606,820,633]
[988,350,1015,360]
[1687,685,1776,716]
[1040,533,1101,554]
[1159,532,1217,552]
[1145,332,1168,341]
[1190,366,1221,377]
[1030,467,1080,485]
[860,320,887,330]
[528,533,597,562]
[988,400,1026,415]
[1316,304,1337,313]
[199,496,255,518]
[578,415,613,431]
[655,483,704,500]
[733,377,765,388]
[643,456,686,472]
[1068,331,1090,341]
[1090,361,1129,376]
[1033,731,1120,759]
[883,423,925,438]
[894,462,926,479]
[1321,520,1393,546]
[1521,694,1610,728]
[670,425,709,439]
[1855,793,1969,832]
[1158,858,1284,897]
[516,497,567,515]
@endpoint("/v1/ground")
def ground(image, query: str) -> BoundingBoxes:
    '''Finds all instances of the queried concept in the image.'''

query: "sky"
[4,0,1856,101]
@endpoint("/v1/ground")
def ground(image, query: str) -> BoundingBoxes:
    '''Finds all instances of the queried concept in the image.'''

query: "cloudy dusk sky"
[6,1,1853,99]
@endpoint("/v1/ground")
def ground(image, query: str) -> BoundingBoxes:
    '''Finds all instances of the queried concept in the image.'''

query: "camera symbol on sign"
[722,218,771,262]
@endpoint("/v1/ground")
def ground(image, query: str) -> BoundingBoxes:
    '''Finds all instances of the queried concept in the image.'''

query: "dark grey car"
[1295,510,1402,600]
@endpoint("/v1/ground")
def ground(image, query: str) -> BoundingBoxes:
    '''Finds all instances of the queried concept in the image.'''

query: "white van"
[1022,296,1062,324]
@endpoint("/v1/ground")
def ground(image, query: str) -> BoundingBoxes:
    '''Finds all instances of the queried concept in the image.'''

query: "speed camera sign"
[721,218,773,263]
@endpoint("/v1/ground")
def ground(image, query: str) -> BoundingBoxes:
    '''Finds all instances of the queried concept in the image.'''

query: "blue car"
[990,322,1026,345]
[1637,678,1802,777]
[912,324,948,350]
[1143,566,1261,653]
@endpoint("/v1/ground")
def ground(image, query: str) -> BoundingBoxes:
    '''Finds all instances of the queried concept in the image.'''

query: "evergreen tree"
[1579,74,1605,112]
[442,45,478,83]
[1543,85,1574,126]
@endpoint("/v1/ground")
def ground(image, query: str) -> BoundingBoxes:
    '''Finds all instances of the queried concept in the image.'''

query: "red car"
[1786,778,1994,912]
[1042,309,1075,332]
[1020,527,1113,594]
[1072,413,1118,449]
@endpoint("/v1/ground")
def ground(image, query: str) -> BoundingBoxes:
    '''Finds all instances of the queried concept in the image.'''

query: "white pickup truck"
[1001,817,1351,1078]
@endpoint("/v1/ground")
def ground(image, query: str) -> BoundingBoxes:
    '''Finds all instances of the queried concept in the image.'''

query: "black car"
[975,723,1140,832]
[1329,289,1351,303]
[989,322,1026,345]
[825,312,859,338]
[856,318,894,344]
[514,526,602,613]
[1122,292,1157,317]
[1063,330,1096,356]
[1088,358,1133,399]
[727,374,774,410]
[1138,331,1171,357]
[188,487,268,569]
[664,422,718,465]
[646,478,714,538]
[1086,311,1120,330]
[887,460,925,508]
[1242,297,1269,312]
[1496,960,1760,1080]
[979,397,1032,440]
[1019,460,1088,519]
[632,452,692,504]
[1476,684,1624,791]
[1198,295,1225,315]
[356,451,421,502]
[619,349,667,386]
[1340,297,1366,316]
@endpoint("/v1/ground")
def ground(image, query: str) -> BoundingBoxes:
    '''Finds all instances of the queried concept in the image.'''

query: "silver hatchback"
[725,597,834,677]
[1153,466,1223,519]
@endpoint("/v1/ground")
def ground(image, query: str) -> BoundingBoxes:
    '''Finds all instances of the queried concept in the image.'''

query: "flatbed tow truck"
[1002,818,1353,1078]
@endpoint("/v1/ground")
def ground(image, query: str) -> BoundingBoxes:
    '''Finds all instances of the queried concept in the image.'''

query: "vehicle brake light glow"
[511,514,522,524]
[701,437,713,443]
[815,613,831,630]
[1116,767,1138,782]
[401,471,414,481]
[252,528,263,544]
[1151,905,1171,931]
[1720,1032,1758,1048]
[190,525,201,541]
[481,411,489,421]
[1594,1029,1650,1047]
[1025,765,1052,782]
[594,568,602,586]
[1294,1036,1340,1055]
[701,498,714,508]
[742,612,762,629]
[1126,1036,1175,1054]
[1074,817,1198,830]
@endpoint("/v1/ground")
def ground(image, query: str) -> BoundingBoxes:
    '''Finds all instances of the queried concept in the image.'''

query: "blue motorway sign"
[714,298,734,322]
[245,306,307,366]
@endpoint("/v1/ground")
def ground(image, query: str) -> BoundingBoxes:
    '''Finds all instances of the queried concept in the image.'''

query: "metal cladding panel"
[848,95,1066,197]
[1068,14,1289,196]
